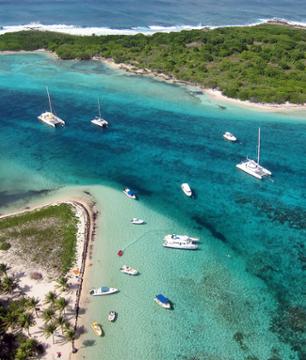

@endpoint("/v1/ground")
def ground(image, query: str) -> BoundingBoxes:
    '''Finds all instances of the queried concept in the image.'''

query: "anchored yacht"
[38,87,65,127]
[164,234,200,242]
[163,235,198,250]
[181,183,192,197]
[90,286,118,296]
[154,294,172,309]
[236,128,272,179]
[223,132,237,142]
[91,98,109,128]
[120,265,139,276]
[123,188,137,199]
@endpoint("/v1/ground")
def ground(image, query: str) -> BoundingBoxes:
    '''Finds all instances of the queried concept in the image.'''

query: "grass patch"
[0,204,78,275]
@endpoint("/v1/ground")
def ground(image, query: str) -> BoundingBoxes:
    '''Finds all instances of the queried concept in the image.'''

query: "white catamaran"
[236,128,272,179]
[38,87,65,127]
[91,98,109,128]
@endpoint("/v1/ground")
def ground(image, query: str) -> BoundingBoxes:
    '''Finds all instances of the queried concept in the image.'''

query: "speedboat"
[154,294,171,309]
[131,218,145,225]
[181,183,192,197]
[164,234,200,242]
[120,265,139,276]
[108,311,117,322]
[223,132,237,142]
[91,321,103,336]
[123,188,137,199]
[163,234,199,250]
[90,286,119,296]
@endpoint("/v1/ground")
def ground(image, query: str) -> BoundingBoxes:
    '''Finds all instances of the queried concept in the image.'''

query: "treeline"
[0,24,306,104]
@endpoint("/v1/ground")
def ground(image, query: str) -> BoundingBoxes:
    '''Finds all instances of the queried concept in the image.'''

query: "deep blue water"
[0,0,306,28]
[0,54,305,359]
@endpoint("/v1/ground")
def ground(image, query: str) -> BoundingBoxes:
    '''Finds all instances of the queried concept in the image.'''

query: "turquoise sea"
[0,53,305,360]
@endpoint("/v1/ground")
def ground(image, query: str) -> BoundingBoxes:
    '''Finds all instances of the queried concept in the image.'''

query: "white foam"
[0,18,305,37]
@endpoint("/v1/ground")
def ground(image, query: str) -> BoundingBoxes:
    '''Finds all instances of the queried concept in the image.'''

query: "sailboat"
[236,128,272,179]
[91,98,109,128]
[38,87,65,127]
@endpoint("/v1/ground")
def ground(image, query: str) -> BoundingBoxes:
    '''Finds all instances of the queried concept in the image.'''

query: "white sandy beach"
[0,196,96,360]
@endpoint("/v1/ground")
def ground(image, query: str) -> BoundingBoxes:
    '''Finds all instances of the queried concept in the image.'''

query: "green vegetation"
[0,24,306,103]
[0,204,78,275]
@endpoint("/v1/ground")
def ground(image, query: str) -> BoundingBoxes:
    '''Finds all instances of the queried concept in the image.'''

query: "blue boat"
[154,294,171,309]
[123,188,137,199]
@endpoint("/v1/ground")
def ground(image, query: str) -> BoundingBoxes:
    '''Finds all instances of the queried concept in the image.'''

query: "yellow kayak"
[91,321,103,336]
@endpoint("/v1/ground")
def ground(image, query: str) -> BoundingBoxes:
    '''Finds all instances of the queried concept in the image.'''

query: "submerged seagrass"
[0,24,306,104]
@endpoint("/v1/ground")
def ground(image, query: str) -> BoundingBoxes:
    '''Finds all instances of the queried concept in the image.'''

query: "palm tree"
[0,263,9,277]
[15,338,40,360]
[18,313,36,336]
[55,297,69,315]
[44,291,57,305]
[26,297,40,316]
[56,315,68,334]
[64,325,76,350]
[56,276,69,292]
[43,322,57,344]
[42,307,55,324]
[0,275,18,294]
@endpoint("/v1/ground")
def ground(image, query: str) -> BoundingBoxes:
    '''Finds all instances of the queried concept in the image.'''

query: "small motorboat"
[181,183,192,197]
[120,265,139,276]
[131,218,145,225]
[91,321,103,336]
[123,188,137,199]
[108,311,117,322]
[223,132,237,142]
[90,286,119,296]
[154,294,171,309]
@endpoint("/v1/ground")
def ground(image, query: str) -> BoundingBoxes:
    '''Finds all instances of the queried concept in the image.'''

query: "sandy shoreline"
[1,48,306,113]
[0,197,97,360]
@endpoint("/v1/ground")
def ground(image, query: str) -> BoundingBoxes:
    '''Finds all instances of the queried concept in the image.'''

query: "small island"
[0,23,306,105]
[0,201,95,359]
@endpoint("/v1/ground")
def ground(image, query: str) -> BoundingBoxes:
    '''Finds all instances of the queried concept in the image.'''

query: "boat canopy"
[156,294,169,304]
[101,287,110,292]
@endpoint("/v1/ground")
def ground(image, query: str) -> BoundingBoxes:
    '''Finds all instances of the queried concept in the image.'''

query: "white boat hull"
[236,160,272,180]
[181,183,192,197]
[164,234,199,242]
[90,287,118,296]
[163,241,198,250]
[38,112,65,127]
[120,266,139,276]
[91,118,108,127]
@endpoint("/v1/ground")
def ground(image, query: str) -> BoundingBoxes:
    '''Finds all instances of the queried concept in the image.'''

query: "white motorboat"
[108,311,117,322]
[131,218,145,225]
[91,321,103,336]
[236,128,272,180]
[123,188,137,199]
[91,98,109,128]
[120,265,139,276]
[223,132,237,142]
[38,87,65,127]
[89,286,119,296]
[154,294,171,309]
[181,183,192,197]
[164,234,200,242]
[163,237,198,250]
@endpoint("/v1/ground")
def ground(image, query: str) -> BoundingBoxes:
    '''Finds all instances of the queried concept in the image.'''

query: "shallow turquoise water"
[0,53,305,359]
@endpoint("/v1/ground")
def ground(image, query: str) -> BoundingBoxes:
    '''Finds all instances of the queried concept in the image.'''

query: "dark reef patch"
[191,215,228,243]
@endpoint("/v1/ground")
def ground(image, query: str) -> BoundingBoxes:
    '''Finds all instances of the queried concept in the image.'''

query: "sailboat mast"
[257,127,261,164]
[46,87,53,114]
[98,98,101,118]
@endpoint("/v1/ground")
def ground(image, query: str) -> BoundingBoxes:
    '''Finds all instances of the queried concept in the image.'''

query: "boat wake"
[0,18,305,37]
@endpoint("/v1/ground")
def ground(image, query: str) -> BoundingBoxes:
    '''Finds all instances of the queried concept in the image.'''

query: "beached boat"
[131,218,145,225]
[108,311,117,322]
[91,321,103,336]
[90,286,119,296]
[163,234,199,250]
[181,183,192,197]
[91,98,109,128]
[123,188,137,199]
[164,234,200,242]
[223,132,237,142]
[154,294,171,309]
[120,265,139,276]
[38,87,65,127]
[236,128,272,180]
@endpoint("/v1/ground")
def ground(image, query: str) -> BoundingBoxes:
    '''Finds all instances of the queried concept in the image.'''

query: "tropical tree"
[56,276,69,292]
[15,338,40,360]
[44,291,57,305]
[18,313,35,336]
[56,315,68,334]
[26,297,40,316]
[0,263,9,277]
[42,307,55,324]
[64,325,76,349]
[0,275,18,294]
[43,322,57,344]
[55,297,69,315]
